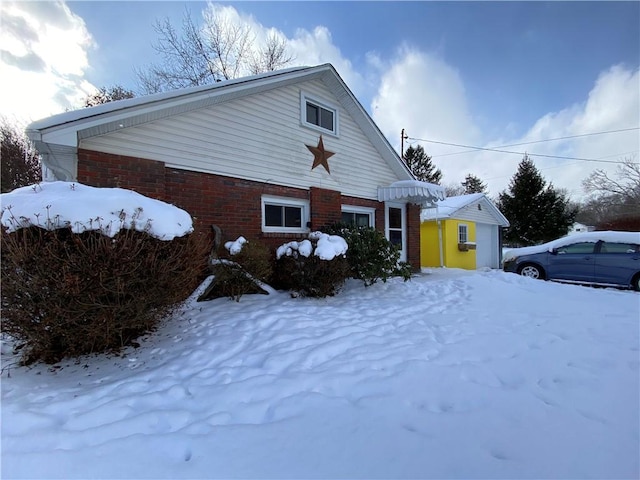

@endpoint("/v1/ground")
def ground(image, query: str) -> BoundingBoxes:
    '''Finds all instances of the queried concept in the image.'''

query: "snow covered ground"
[2,268,638,479]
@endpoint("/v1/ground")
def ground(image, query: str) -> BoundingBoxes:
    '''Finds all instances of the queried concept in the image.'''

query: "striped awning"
[378,180,446,207]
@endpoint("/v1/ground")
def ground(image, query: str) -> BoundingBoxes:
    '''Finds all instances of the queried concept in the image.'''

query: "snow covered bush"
[0,182,209,364]
[274,232,350,297]
[200,237,273,302]
[323,223,412,286]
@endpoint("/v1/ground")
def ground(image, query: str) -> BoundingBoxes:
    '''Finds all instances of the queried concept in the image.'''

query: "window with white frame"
[341,205,375,228]
[458,223,468,243]
[301,92,338,135]
[261,196,309,233]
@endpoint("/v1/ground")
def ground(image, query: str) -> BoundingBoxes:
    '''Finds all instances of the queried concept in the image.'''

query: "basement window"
[261,195,309,233]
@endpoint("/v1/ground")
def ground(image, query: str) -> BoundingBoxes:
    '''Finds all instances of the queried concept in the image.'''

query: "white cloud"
[0,1,97,124]
[475,65,640,199]
[372,46,481,152]
[371,46,639,201]
[287,26,366,96]
[203,3,366,99]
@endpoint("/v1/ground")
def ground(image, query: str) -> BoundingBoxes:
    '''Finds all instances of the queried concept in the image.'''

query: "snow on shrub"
[199,237,273,302]
[225,236,247,255]
[276,232,348,260]
[0,182,209,364]
[275,232,349,297]
[1,181,192,240]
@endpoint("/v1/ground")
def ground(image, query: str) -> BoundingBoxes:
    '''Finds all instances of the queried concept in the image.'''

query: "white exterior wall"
[80,79,400,200]
[454,200,501,225]
[476,223,500,269]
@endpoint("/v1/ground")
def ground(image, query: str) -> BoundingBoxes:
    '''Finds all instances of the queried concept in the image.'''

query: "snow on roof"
[420,193,512,227]
[0,182,193,240]
[421,193,484,221]
[503,231,640,262]
[27,65,318,131]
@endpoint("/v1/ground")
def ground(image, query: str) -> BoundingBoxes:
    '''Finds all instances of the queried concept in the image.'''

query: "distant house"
[26,64,444,267]
[420,193,510,270]
[568,222,595,235]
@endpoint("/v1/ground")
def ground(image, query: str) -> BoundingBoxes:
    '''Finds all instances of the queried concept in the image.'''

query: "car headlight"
[503,258,518,270]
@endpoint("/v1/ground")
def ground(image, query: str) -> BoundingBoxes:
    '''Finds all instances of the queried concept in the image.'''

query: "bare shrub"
[199,238,273,302]
[1,226,210,364]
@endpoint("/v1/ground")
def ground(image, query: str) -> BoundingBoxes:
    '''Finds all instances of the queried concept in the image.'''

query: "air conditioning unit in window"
[458,242,477,251]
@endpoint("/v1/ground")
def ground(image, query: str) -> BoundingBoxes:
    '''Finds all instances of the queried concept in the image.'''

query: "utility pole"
[401,128,408,161]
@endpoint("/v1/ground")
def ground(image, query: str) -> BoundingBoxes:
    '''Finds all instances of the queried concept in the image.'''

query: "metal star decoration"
[306,135,335,174]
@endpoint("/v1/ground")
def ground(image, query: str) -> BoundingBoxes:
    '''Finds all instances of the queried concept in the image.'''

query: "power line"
[406,137,635,164]
[421,127,640,158]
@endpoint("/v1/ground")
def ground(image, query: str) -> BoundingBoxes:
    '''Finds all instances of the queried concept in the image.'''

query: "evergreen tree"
[497,155,577,246]
[461,173,487,194]
[403,145,442,184]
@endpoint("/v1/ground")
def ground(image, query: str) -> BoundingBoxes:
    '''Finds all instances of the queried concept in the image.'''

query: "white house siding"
[476,223,500,269]
[454,200,501,225]
[80,79,400,200]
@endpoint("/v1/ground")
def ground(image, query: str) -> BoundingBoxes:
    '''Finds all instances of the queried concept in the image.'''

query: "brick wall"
[309,186,342,229]
[77,149,166,201]
[76,149,422,266]
[165,167,309,252]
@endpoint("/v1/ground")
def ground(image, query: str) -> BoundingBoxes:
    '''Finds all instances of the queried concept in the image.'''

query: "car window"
[599,242,640,254]
[556,242,595,254]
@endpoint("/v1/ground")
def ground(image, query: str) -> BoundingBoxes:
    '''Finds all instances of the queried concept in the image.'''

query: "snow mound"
[0,181,193,240]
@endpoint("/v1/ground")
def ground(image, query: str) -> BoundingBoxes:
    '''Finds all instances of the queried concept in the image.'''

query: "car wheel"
[519,263,545,280]
[632,273,640,292]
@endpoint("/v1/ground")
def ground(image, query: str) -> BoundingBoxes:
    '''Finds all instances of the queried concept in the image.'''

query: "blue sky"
[2,1,639,199]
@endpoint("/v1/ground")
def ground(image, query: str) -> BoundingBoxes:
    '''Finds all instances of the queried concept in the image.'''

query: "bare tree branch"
[250,32,295,74]
[136,7,292,94]
[83,85,135,107]
[578,155,640,227]
[582,155,640,201]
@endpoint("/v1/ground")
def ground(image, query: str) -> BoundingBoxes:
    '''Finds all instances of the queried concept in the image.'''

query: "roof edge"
[27,64,327,133]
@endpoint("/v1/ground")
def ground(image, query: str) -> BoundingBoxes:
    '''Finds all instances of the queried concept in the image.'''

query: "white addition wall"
[476,223,500,269]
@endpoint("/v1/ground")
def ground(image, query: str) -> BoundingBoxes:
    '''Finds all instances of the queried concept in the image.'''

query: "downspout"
[498,226,504,267]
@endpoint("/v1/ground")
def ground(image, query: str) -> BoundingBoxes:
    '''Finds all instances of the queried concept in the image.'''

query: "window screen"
[342,212,371,227]
[306,101,334,132]
[458,224,468,243]
[265,204,302,228]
